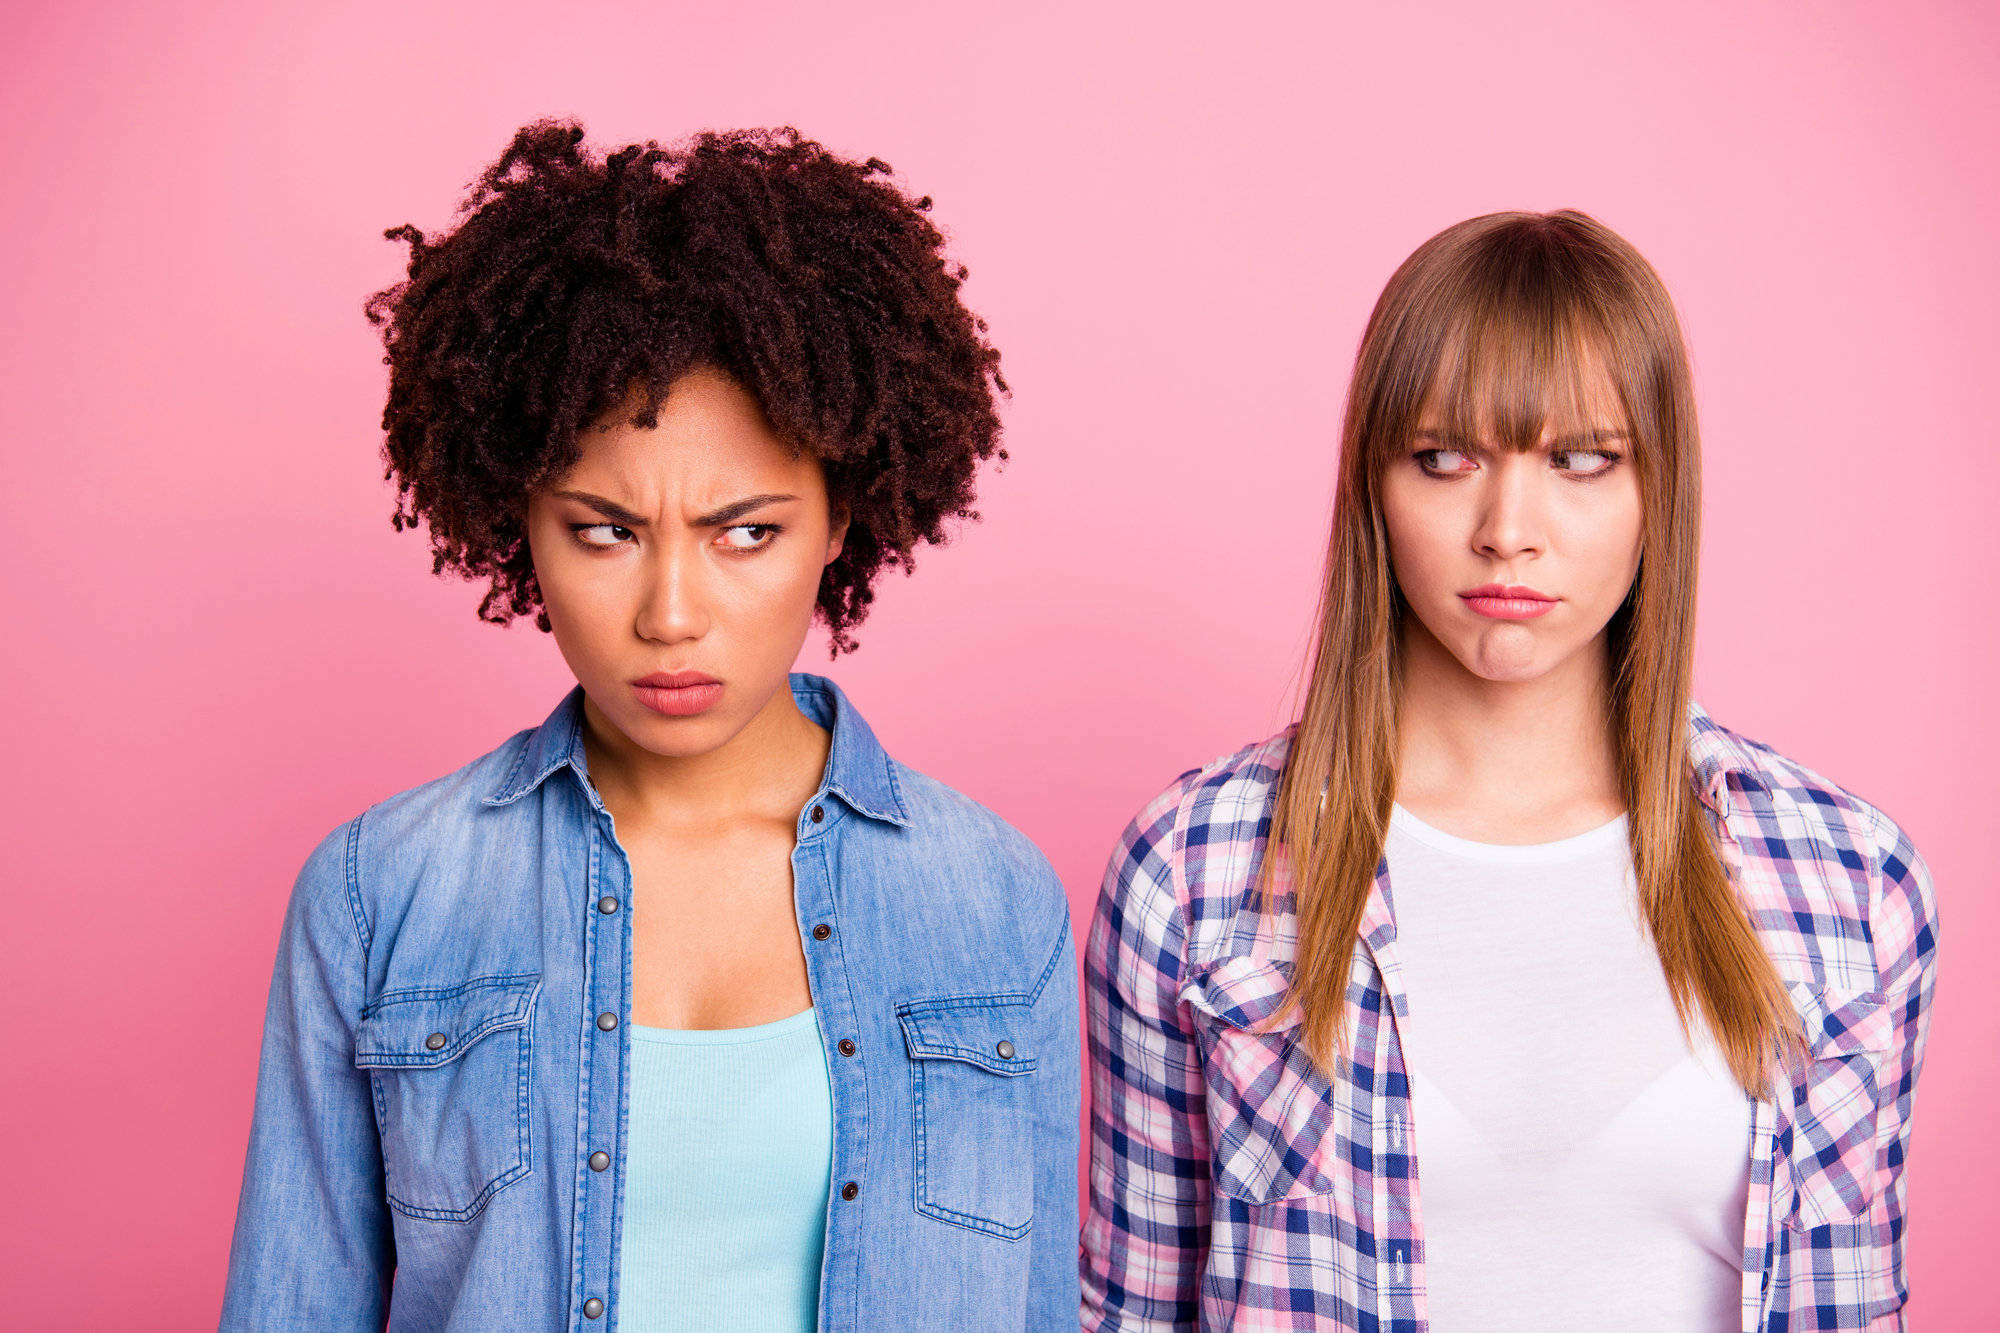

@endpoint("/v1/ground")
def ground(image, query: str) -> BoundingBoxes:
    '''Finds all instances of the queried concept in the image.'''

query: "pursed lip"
[1458,583,1558,619]
[630,671,724,716]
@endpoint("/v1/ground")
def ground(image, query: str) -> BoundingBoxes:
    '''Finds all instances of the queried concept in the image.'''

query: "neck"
[579,682,831,828]
[1393,617,1624,844]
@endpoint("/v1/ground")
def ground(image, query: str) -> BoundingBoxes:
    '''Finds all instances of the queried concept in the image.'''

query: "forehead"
[567,370,824,498]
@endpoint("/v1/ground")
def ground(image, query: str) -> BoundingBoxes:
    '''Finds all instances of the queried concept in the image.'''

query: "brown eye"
[716,524,777,550]
[1418,449,1476,474]
[1552,451,1616,476]
[575,524,633,547]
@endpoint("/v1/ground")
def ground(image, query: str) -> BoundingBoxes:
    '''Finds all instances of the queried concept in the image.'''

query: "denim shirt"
[220,674,1080,1333]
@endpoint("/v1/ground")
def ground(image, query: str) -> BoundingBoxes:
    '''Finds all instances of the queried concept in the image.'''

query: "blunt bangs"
[1358,216,1674,478]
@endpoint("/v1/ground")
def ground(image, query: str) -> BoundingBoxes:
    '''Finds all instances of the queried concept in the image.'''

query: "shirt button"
[840,1181,859,1201]
[425,1032,447,1051]
[596,1011,619,1032]
[811,923,832,941]
[583,1297,604,1319]
[995,1040,1015,1059]
[837,1039,857,1057]
[810,805,825,823]
[588,1151,610,1172]
[597,896,620,915]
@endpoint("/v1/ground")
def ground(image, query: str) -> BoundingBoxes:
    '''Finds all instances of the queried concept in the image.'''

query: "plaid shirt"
[1081,705,1937,1333]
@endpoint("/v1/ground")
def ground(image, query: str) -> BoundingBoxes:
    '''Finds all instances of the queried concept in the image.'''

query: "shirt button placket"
[583,822,627,1333]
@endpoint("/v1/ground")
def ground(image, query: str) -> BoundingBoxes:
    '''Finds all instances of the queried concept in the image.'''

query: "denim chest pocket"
[1783,982,1891,1229]
[898,997,1038,1240]
[354,975,540,1223]
[1186,956,1342,1206]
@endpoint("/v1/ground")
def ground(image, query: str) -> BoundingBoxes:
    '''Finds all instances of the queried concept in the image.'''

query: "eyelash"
[717,524,781,551]
[1413,449,1623,478]
[569,523,634,548]
[565,523,783,550]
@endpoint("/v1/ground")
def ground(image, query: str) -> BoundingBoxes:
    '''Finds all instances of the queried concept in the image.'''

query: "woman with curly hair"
[220,122,1077,1333]
[1082,212,1934,1331]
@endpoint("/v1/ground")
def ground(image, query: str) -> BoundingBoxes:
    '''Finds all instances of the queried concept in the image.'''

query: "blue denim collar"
[483,673,910,827]
[788,673,911,827]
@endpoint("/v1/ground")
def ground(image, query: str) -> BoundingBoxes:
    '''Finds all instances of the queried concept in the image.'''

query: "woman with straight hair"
[1081,212,1935,1332]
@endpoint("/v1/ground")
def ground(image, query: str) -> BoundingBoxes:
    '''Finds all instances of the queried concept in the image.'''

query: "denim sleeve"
[1028,901,1082,1331]
[219,817,392,1332]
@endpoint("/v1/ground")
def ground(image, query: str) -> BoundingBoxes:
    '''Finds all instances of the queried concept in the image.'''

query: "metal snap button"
[596,1012,619,1032]
[583,1297,604,1319]
[810,805,825,823]
[425,1032,447,1051]
[597,896,620,915]
[840,1181,859,1201]
[588,1151,610,1172]
[811,923,832,941]
[837,1039,856,1057]
[995,1040,1015,1060]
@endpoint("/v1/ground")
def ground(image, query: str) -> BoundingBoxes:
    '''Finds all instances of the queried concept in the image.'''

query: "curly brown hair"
[366,120,1006,652]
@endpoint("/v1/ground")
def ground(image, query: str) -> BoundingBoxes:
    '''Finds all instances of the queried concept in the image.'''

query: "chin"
[1467,661,1552,684]
[1457,629,1551,682]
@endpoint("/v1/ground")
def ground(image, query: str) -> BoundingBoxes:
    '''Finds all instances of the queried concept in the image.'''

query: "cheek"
[523,512,635,655]
[523,519,584,614]
[714,528,829,627]
[1381,483,1456,601]
[1574,488,1645,581]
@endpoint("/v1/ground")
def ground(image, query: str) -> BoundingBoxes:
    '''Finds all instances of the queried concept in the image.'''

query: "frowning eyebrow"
[549,490,799,528]
[551,491,650,526]
[691,494,799,527]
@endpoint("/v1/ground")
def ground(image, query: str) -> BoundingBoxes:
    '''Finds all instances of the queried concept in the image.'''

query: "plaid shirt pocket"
[1784,983,1892,1229]
[1183,955,1341,1205]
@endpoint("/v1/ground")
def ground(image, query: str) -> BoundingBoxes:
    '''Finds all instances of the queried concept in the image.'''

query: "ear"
[824,504,851,566]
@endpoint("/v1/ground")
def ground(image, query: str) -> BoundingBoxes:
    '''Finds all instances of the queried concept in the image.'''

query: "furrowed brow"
[691,494,799,527]
[551,491,649,527]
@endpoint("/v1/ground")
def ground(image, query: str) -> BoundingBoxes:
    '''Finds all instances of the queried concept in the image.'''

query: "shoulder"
[1690,706,1937,991]
[1098,729,1294,937]
[886,759,1061,896]
[367,728,538,840]
[856,761,1074,1005]
[348,726,540,869]
[292,724,543,945]
[1690,705,1914,865]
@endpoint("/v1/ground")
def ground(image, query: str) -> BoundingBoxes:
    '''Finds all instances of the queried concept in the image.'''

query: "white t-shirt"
[1384,804,1750,1332]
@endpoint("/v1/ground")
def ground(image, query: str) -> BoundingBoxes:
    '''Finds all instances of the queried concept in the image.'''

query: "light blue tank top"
[618,1008,834,1332]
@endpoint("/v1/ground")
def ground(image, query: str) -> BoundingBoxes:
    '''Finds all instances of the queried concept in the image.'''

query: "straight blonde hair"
[1266,211,1795,1096]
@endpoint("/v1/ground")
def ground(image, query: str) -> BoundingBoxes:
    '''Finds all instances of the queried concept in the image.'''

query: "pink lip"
[1458,583,1558,620]
[631,672,724,717]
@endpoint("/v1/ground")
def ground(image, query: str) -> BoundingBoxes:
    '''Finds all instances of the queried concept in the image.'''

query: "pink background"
[2,0,1994,1326]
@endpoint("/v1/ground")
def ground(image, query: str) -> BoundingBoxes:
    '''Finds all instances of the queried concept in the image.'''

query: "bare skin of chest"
[619,811,813,1030]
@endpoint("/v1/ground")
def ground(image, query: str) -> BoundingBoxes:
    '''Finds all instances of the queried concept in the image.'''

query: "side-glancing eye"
[1551,450,1620,477]
[1416,448,1478,475]
[715,524,779,551]
[572,524,634,548]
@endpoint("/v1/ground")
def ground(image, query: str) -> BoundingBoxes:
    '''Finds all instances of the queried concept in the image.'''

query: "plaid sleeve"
[1081,774,1211,1332]
[1861,809,1939,1333]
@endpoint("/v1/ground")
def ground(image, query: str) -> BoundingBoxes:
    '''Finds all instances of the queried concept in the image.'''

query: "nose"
[632,533,711,646]
[1470,454,1547,564]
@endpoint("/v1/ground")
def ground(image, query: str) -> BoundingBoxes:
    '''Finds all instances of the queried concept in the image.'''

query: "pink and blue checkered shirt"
[1081,705,1936,1332]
